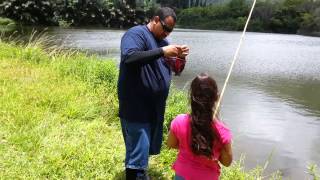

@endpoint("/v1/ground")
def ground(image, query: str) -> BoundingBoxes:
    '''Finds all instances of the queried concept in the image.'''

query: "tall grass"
[0,35,121,179]
[0,34,284,179]
[308,164,320,180]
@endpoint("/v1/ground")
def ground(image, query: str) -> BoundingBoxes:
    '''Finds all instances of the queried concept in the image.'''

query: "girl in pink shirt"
[167,73,233,180]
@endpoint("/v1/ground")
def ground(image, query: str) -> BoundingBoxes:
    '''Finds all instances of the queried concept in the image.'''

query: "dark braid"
[190,73,219,158]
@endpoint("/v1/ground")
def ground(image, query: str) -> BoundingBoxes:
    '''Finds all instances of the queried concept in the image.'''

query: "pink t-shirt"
[170,114,232,180]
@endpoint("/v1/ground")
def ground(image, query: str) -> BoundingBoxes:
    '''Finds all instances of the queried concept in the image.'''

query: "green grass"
[0,38,122,179]
[0,36,286,179]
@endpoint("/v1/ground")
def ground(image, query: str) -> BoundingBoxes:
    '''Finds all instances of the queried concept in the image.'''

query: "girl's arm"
[167,130,179,149]
[219,142,233,167]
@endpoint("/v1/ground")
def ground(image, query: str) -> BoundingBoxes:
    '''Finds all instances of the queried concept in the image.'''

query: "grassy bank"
[0,37,289,179]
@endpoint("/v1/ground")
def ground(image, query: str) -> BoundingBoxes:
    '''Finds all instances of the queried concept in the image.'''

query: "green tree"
[250,0,277,31]
[299,12,316,32]
[0,0,57,25]
[270,0,305,33]
[227,0,249,18]
[313,7,320,31]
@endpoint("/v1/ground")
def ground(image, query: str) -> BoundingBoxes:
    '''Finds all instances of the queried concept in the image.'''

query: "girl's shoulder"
[170,114,190,132]
[174,113,190,121]
[213,119,229,129]
[213,119,232,145]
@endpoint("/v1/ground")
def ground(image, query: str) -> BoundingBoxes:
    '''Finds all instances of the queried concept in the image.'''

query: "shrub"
[0,0,57,25]
[0,0,149,28]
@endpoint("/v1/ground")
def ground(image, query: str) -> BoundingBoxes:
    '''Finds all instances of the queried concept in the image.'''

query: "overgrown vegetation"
[178,0,320,35]
[0,0,150,28]
[0,17,15,26]
[0,34,307,179]
[308,164,320,180]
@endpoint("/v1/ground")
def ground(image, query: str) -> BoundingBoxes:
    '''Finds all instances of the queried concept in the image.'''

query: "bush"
[0,0,57,25]
[0,16,16,33]
[58,0,147,27]
[177,0,250,31]
[0,0,150,28]
[0,17,15,26]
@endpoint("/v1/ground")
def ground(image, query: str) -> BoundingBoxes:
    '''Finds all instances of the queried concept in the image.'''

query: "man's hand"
[162,45,179,58]
[177,45,189,58]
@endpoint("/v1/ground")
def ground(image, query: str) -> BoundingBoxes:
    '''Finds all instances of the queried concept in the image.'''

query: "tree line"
[177,0,320,35]
[0,0,152,27]
[0,0,319,36]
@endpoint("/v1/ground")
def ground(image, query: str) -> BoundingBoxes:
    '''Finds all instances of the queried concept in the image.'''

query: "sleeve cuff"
[159,48,164,56]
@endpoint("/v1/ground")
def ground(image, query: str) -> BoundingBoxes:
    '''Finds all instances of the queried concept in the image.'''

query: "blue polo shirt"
[117,25,172,122]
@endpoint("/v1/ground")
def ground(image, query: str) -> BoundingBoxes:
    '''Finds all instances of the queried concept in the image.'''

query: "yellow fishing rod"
[213,0,258,119]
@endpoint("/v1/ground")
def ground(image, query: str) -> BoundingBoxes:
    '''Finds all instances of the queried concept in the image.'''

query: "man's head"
[149,7,176,40]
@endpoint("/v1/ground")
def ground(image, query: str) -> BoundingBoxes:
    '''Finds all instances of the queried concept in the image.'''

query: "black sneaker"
[136,170,150,180]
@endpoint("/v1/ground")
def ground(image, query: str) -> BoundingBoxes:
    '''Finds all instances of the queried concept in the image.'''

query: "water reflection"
[220,84,320,179]
[253,79,320,117]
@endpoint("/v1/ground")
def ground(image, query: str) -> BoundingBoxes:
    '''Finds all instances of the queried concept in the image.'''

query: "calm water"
[19,27,320,179]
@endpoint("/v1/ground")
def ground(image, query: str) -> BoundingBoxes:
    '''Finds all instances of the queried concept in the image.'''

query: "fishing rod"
[213,0,257,119]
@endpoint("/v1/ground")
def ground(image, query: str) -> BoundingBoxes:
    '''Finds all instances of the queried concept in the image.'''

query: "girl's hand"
[167,130,179,149]
[219,143,233,167]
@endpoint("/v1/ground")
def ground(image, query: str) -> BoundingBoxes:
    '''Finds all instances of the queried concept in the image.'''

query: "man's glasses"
[160,20,173,33]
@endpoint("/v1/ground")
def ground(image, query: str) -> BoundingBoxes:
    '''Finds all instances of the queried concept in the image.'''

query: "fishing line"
[213,0,257,119]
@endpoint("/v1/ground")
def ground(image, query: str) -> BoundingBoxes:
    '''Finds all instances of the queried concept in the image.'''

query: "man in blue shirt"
[118,7,189,179]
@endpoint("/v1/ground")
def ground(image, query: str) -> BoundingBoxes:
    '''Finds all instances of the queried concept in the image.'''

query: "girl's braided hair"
[190,73,219,158]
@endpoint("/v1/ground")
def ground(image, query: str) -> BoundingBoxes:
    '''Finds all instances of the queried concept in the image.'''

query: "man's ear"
[153,16,160,24]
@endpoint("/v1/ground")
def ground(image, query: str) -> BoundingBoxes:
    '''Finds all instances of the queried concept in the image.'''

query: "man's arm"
[122,31,181,64]
[125,45,181,65]
[125,48,164,65]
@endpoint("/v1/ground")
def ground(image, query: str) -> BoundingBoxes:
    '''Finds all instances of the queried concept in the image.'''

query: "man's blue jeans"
[120,118,151,170]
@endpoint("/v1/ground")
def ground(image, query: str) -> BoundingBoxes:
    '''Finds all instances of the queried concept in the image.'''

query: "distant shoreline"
[176,25,320,37]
